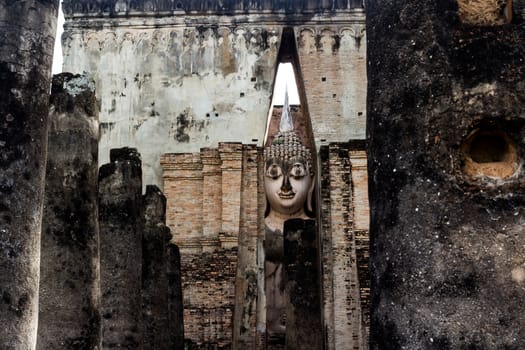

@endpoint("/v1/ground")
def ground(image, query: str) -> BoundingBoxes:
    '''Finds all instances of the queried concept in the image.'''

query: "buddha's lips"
[279,192,295,199]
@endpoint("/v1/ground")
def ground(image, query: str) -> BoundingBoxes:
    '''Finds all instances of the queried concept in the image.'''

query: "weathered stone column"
[233,145,261,349]
[283,219,322,350]
[0,1,59,348]
[37,74,101,350]
[367,1,525,348]
[167,243,184,349]
[142,185,172,350]
[99,148,143,349]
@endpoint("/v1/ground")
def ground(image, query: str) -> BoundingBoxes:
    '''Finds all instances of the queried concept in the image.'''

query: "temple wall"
[161,143,264,348]
[297,24,367,144]
[63,22,281,188]
[61,8,367,189]
[60,2,369,348]
[162,141,370,348]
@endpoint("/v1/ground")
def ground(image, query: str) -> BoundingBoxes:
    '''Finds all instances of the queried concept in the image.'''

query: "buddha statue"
[263,99,315,345]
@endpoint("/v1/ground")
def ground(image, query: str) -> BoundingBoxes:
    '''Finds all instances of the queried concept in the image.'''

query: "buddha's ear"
[307,172,315,213]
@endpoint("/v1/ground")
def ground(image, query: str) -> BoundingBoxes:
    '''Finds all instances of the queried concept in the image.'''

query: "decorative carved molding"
[62,0,364,17]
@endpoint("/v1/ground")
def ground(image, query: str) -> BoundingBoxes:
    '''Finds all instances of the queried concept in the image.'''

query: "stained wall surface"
[61,1,367,188]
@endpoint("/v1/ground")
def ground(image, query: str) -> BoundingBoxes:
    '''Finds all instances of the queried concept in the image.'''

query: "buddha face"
[264,156,313,216]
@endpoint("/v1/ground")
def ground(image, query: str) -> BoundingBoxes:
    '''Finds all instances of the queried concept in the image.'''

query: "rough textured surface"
[283,219,322,350]
[142,185,172,350]
[0,1,59,348]
[162,140,371,349]
[161,145,243,348]
[367,1,525,349]
[167,244,185,350]
[62,0,364,15]
[37,73,101,350]
[319,143,369,350]
[61,3,366,188]
[232,145,261,349]
[99,148,143,349]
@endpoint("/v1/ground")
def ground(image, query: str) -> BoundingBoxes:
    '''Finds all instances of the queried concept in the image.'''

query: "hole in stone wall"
[251,77,257,82]
[240,92,245,97]
[457,0,512,25]
[321,77,326,82]
[461,129,518,179]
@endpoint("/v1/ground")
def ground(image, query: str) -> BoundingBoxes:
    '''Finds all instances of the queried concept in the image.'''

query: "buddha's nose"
[281,175,292,192]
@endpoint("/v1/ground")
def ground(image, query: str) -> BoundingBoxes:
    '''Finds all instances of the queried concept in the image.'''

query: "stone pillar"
[367,1,525,348]
[0,1,59,348]
[320,143,366,350]
[201,148,222,249]
[219,142,243,247]
[142,185,172,350]
[319,146,335,350]
[37,74,101,350]
[349,146,370,344]
[283,219,322,350]
[256,147,267,350]
[233,145,261,349]
[99,148,143,349]
[167,244,184,349]
[161,153,203,252]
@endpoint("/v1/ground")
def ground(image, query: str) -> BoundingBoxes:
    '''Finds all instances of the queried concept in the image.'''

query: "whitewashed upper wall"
[62,10,366,188]
[63,23,281,187]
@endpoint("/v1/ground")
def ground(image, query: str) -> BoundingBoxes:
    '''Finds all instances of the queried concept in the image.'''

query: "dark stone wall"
[0,1,59,348]
[99,148,144,349]
[283,219,322,350]
[62,0,363,17]
[367,1,525,349]
[37,74,101,350]
[167,244,185,349]
[142,185,172,350]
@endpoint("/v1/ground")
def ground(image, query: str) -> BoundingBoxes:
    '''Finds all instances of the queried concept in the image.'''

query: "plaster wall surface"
[61,8,367,189]
[63,19,281,188]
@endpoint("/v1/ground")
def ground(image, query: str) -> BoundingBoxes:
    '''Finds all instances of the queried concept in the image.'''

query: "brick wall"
[162,141,370,349]
[320,143,370,350]
[181,249,238,348]
[161,143,263,348]
[296,25,367,143]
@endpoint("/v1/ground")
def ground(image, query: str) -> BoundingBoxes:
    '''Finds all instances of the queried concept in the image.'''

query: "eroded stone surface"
[99,148,143,349]
[0,1,59,348]
[167,244,184,349]
[37,73,101,350]
[367,1,525,348]
[142,185,172,350]
[283,219,322,350]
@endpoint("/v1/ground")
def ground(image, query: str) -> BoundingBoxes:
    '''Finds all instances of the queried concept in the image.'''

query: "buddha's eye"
[266,164,282,179]
[290,163,306,178]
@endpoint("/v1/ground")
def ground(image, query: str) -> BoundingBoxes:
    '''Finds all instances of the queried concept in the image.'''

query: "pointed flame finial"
[279,84,293,133]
